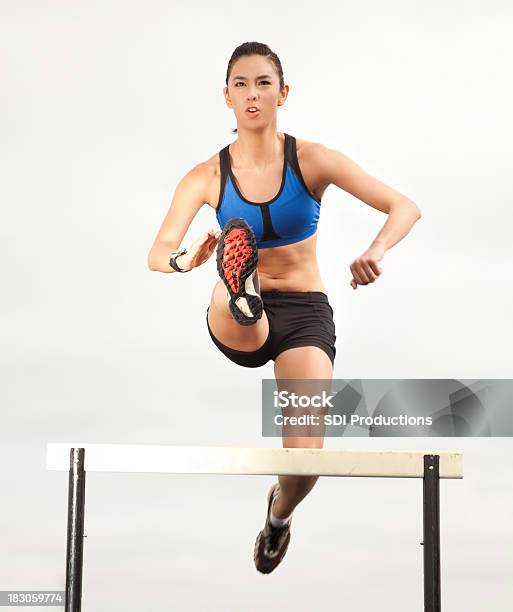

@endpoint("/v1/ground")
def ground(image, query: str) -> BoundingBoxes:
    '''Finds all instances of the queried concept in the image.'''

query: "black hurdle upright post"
[65,448,86,612]
[422,454,441,612]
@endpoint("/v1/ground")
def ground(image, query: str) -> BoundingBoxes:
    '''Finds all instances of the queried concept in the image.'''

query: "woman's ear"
[278,84,290,106]
[223,86,232,107]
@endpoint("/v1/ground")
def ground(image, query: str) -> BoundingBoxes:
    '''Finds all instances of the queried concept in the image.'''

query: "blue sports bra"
[215,133,321,249]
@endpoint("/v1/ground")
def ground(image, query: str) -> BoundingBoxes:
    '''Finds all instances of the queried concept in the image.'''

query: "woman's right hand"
[177,228,222,271]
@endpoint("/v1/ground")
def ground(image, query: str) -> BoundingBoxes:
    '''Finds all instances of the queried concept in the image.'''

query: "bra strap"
[284,132,292,163]
[217,146,230,209]
[284,133,302,177]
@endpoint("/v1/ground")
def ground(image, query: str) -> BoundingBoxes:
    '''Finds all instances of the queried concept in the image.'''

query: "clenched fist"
[349,242,385,290]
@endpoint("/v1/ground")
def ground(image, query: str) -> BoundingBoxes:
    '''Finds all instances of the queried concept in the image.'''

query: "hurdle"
[46,443,463,611]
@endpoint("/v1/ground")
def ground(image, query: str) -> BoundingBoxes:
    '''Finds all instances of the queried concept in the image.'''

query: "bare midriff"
[255,231,327,293]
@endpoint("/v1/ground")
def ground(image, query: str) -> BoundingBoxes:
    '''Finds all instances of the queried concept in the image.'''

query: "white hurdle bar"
[46,443,464,612]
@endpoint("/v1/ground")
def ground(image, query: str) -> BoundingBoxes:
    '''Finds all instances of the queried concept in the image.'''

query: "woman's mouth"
[245,107,260,117]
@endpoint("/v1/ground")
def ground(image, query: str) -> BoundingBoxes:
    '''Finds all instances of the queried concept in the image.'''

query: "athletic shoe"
[253,483,292,574]
[216,217,263,326]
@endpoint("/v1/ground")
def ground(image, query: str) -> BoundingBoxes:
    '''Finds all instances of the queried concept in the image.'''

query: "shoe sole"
[216,217,263,326]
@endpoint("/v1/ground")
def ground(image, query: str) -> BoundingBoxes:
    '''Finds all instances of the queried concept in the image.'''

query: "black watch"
[169,248,190,273]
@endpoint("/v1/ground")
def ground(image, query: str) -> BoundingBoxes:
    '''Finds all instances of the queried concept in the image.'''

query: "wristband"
[169,248,190,273]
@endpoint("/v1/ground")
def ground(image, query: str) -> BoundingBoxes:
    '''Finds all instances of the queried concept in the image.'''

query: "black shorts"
[206,289,337,368]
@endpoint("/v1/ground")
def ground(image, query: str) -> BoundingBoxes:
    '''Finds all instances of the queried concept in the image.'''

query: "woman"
[148,41,421,574]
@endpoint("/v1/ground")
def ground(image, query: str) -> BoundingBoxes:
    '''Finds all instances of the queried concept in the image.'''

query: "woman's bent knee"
[207,282,269,352]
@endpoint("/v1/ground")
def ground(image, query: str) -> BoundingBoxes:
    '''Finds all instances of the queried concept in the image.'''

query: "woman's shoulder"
[184,148,223,185]
[292,135,326,161]
[168,149,220,212]
[190,149,224,209]
[289,135,332,200]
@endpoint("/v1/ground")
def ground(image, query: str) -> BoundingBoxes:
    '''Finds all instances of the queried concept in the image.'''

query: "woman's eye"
[234,81,270,87]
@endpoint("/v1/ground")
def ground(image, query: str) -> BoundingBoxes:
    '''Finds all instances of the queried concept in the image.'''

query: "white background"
[1,1,512,610]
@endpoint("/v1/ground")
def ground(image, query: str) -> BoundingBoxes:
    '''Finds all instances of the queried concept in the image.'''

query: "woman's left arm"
[314,144,422,290]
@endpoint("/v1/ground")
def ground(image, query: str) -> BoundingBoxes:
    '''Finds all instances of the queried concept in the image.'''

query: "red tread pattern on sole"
[222,228,254,293]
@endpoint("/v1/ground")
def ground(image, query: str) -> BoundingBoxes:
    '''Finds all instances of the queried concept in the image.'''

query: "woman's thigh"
[274,346,333,448]
[274,345,333,379]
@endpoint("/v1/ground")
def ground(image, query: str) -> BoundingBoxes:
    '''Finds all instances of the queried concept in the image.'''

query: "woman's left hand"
[349,242,385,290]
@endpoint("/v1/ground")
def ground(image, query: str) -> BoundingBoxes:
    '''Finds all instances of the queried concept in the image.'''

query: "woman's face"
[224,54,288,130]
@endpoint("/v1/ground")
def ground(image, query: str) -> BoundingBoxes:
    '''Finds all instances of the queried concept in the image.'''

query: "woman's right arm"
[147,164,211,273]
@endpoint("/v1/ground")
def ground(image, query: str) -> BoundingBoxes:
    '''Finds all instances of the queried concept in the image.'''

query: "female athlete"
[148,41,421,574]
